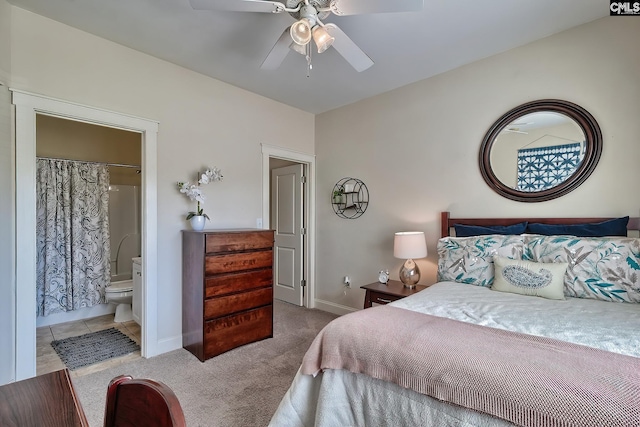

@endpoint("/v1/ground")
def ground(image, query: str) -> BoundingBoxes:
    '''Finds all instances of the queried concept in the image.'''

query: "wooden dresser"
[182,229,274,361]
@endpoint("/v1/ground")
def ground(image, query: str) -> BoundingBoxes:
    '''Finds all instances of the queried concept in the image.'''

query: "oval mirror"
[479,99,602,202]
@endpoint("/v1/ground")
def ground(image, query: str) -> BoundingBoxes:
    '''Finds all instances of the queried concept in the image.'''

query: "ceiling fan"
[189,0,424,72]
[504,122,534,134]
[504,127,528,135]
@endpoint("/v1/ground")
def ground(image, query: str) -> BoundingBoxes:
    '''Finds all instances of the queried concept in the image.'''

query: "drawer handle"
[376,298,392,303]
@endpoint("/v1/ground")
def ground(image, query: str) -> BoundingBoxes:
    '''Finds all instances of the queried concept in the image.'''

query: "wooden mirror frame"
[479,99,602,202]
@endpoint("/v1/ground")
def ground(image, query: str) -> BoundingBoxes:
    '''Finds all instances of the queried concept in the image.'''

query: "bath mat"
[51,327,140,370]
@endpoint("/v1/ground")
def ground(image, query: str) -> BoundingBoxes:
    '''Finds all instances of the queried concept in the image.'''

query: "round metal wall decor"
[331,177,369,219]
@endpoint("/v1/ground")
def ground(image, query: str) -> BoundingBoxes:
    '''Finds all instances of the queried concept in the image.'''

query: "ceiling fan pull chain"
[306,43,313,77]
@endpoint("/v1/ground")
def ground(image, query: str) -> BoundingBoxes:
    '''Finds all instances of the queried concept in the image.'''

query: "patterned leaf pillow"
[437,235,524,287]
[523,234,640,303]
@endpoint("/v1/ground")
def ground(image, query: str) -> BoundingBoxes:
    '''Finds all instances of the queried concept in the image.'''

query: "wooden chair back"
[104,375,186,427]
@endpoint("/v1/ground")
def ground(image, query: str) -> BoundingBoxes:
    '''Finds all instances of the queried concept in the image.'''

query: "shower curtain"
[36,159,111,317]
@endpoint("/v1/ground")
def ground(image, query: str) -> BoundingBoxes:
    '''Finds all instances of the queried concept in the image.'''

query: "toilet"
[106,257,142,323]
[105,279,134,323]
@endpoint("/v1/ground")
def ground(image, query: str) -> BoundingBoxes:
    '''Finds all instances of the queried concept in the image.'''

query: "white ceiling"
[7,0,607,114]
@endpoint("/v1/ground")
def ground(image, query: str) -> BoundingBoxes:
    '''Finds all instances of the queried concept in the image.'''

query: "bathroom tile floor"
[36,314,141,378]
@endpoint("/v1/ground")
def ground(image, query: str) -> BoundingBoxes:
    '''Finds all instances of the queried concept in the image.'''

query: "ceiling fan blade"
[189,0,285,13]
[261,28,292,70]
[324,24,373,72]
[329,0,423,16]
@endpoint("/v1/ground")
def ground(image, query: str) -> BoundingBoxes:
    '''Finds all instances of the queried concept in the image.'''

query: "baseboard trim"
[312,299,358,316]
[151,335,182,357]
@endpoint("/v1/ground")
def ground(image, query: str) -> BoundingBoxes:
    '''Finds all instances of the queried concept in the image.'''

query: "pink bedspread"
[301,305,640,427]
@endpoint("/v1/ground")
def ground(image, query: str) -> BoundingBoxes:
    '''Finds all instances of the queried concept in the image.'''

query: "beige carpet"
[73,300,338,427]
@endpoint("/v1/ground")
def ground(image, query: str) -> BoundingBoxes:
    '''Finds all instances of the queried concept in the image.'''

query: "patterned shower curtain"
[36,159,111,317]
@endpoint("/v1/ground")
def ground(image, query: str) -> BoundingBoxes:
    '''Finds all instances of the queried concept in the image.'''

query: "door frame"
[261,144,315,308]
[12,90,159,380]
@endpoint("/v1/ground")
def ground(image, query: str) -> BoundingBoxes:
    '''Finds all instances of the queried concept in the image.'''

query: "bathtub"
[36,280,123,327]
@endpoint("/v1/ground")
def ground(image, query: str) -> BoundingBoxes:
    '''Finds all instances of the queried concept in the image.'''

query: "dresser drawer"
[368,290,403,305]
[205,269,272,299]
[206,231,273,253]
[204,305,273,358]
[204,287,272,319]
[205,250,273,275]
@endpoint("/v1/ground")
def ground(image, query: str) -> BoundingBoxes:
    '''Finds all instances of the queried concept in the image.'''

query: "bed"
[269,212,640,427]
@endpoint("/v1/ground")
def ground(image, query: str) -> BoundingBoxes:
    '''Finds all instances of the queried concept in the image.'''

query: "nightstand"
[361,280,429,309]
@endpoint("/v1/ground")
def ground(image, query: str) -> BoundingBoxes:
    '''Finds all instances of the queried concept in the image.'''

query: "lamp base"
[399,259,420,289]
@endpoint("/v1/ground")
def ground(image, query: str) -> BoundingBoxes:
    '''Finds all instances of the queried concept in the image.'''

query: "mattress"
[269,281,640,427]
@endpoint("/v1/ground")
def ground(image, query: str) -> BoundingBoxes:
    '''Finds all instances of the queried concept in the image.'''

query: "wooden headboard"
[441,212,640,238]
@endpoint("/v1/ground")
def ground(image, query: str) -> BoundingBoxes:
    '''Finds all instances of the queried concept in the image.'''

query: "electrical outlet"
[256,218,263,229]
[344,276,351,288]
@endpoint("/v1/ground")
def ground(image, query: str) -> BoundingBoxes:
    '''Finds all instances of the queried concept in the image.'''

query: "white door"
[271,164,304,306]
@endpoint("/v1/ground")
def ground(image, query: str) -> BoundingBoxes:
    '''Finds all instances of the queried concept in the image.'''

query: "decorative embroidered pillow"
[437,235,524,287]
[492,256,567,300]
[523,234,640,303]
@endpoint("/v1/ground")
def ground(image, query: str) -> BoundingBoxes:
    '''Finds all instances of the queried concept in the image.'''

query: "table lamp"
[394,231,427,289]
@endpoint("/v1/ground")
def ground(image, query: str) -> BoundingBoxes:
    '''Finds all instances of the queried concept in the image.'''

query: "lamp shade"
[394,232,427,259]
[290,19,312,45]
[312,26,335,53]
[289,41,307,55]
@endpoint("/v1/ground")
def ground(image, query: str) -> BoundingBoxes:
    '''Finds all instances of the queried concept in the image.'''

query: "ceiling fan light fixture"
[312,25,335,53]
[290,18,312,45]
[289,41,307,55]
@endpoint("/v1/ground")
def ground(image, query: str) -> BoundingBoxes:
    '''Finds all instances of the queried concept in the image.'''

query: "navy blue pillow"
[454,222,528,237]
[526,217,629,237]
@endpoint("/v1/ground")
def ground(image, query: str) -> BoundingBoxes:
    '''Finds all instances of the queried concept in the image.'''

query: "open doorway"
[12,90,159,380]
[262,144,316,309]
[34,115,143,375]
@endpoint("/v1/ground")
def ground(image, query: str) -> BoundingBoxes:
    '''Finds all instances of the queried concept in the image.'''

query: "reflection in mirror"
[490,112,586,191]
[479,99,602,203]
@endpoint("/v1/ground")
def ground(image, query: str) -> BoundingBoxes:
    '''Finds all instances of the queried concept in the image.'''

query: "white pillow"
[492,256,567,300]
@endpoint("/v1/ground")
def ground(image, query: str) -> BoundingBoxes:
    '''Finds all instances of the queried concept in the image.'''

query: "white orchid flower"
[178,167,223,221]
[198,167,223,185]
[209,167,223,182]
[199,173,210,185]
[193,188,205,204]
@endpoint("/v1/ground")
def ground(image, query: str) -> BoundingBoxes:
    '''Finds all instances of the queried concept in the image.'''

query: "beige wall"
[10,7,315,350]
[36,114,142,186]
[315,17,640,311]
[0,0,10,83]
